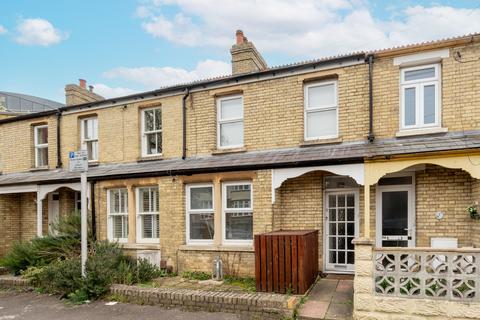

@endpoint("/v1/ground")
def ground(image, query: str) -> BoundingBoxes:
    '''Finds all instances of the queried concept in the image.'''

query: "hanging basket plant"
[468,202,480,220]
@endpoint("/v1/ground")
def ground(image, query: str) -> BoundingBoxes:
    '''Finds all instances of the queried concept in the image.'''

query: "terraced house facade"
[1,31,480,319]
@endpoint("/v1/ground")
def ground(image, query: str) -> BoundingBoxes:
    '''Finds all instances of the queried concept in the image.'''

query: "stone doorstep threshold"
[111,284,298,318]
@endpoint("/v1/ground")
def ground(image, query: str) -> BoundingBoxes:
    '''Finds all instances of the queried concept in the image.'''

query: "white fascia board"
[393,49,450,67]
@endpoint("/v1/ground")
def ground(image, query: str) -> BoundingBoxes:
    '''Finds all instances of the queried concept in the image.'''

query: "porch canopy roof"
[1,130,480,187]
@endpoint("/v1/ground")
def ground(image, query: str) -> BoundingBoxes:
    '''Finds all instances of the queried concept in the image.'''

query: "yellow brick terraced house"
[2,31,480,319]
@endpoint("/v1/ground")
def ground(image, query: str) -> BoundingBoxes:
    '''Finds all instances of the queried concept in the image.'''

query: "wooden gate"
[254,230,318,294]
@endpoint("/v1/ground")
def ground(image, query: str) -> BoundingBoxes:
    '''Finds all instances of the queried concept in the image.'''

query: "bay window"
[400,64,440,129]
[186,184,214,244]
[222,182,253,245]
[136,187,160,242]
[304,80,338,140]
[217,95,243,148]
[107,188,128,242]
[34,125,48,167]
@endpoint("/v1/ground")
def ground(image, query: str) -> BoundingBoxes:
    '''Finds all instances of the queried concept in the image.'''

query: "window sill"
[138,155,164,162]
[30,166,49,172]
[179,244,254,252]
[88,161,99,167]
[123,243,162,250]
[301,137,343,147]
[212,147,246,155]
[396,127,448,138]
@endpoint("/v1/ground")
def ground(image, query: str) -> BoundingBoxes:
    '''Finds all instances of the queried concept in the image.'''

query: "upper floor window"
[81,117,98,161]
[107,188,128,242]
[34,125,48,168]
[222,182,253,245]
[217,95,243,149]
[186,184,214,245]
[141,108,162,157]
[304,80,338,140]
[400,64,440,129]
[136,187,160,242]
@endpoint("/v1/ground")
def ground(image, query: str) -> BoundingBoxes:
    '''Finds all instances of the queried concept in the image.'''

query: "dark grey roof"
[1,130,479,187]
[0,91,64,113]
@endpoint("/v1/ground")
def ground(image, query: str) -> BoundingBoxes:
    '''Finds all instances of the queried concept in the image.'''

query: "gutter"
[182,88,190,160]
[56,111,62,168]
[367,54,375,143]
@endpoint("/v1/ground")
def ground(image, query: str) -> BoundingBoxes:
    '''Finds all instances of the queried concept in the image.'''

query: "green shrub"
[137,258,166,283]
[181,271,211,281]
[0,212,166,303]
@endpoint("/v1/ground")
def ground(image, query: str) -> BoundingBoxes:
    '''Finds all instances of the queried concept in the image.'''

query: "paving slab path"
[298,275,353,320]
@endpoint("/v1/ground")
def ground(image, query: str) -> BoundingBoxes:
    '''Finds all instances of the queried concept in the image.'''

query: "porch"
[352,152,480,319]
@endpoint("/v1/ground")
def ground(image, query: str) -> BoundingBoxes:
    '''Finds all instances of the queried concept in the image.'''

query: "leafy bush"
[181,271,211,281]
[1,211,167,302]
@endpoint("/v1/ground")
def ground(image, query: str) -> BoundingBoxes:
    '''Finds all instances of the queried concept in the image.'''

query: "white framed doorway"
[323,176,360,273]
[376,173,416,247]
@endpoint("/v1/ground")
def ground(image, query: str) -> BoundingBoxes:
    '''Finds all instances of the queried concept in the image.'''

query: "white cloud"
[137,1,480,57]
[91,84,139,99]
[15,18,67,46]
[96,59,230,98]
[0,25,7,35]
[103,59,230,88]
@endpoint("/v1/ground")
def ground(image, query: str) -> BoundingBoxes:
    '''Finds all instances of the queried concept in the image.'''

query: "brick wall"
[0,194,21,256]
[471,179,480,247]
[415,165,473,247]
[0,115,57,174]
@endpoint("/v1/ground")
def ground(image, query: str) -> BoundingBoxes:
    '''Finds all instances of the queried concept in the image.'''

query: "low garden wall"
[111,284,297,320]
[353,239,480,320]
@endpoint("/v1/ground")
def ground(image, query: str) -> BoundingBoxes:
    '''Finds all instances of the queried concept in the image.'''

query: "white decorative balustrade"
[374,248,480,301]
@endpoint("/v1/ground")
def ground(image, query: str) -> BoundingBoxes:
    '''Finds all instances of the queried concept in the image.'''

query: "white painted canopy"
[271,163,365,203]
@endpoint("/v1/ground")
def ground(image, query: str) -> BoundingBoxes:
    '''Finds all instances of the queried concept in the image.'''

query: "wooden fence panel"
[254,230,318,294]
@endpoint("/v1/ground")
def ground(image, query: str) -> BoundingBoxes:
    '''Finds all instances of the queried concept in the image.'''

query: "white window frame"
[217,95,244,149]
[400,63,441,130]
[80,116,98,162]
[34,125,48,168]
[222,181,253,246]
[141,107,162,157]
[185,184,215,245]
[136,186,160,243]
[304,80,338,140]
[107,188,128,243]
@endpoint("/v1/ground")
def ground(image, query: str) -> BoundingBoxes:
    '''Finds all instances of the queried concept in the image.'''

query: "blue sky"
[0,0,479,103]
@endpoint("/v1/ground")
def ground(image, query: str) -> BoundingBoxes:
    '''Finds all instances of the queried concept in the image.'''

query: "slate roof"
[1,130,480,187]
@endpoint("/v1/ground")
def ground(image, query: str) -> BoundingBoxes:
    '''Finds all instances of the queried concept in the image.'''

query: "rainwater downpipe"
[182,88,190,160]
[367,54,375,143]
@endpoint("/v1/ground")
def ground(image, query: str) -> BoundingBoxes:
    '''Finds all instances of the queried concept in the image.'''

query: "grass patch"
[181,271,211,281]
[223,275,256,293]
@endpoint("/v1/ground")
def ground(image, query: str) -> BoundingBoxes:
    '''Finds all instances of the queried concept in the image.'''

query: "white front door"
[48,192,60,234]
[324,190,359,273]
[377,179,416,247]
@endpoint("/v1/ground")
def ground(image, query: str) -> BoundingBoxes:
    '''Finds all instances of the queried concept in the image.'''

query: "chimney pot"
[79,79,87,89]
[88,85,94,93]
[236,30,245,45]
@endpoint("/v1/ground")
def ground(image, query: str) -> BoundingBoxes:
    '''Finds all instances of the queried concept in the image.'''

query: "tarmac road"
[0,290,241,320]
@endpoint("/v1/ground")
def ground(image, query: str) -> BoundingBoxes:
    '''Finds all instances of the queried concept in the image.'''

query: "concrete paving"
[0,290,240,320]
[298,275,353,320]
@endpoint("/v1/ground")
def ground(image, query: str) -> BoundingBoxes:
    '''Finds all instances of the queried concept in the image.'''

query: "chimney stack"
[230,30,267,75]
[65,78,104,106]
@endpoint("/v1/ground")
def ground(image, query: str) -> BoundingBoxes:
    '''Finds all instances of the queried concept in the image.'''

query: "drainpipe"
[182,88,190,160]
[56,111,62,168]
[91,180,96,241]
[367,54,375,143]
